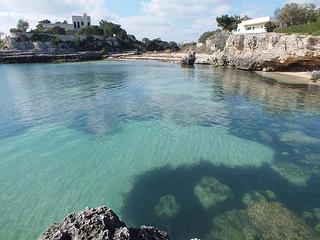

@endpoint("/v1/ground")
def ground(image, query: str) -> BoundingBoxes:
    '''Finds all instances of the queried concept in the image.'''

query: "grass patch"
[274,21,320,36]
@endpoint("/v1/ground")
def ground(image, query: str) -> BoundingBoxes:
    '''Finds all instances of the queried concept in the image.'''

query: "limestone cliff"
[210,33,320,71]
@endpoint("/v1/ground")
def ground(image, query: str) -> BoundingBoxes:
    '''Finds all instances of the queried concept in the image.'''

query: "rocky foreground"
[38,206,169,240]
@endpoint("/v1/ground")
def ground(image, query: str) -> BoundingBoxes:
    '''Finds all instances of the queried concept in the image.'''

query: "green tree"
[35,19,51,32]
[198,31,218,43]
[216,15,241,31]
[79,26,104,36]
[16,19,29,32]
[265,22,278,32]
[275,3,319,27]
[99,20,128,39]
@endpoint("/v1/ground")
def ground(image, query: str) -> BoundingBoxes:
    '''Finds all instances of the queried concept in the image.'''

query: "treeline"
[8,19,180,52]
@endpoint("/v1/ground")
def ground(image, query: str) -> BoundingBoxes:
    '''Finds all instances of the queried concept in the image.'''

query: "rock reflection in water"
[121,162,320,240]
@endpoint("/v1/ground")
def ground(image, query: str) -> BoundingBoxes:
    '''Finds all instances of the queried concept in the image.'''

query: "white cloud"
[0,0,266,42]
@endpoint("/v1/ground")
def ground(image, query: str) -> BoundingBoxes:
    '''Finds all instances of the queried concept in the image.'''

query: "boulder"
[181,50,196,65]
[194,176,232,209]
[38,206,169,240]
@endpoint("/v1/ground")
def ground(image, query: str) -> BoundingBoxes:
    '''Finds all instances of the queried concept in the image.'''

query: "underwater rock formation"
[206,202,319,240]
[154,195,181,219]
[259,130,273,143]
[38,206,169,240]
[242,191,267,207]
[194,176,232,209]
[247,202,317,240]
[265,190,276,200]
[279,130,320,145]
[271,162,311,186]
[314,208,320,220]
[205,209,259,240]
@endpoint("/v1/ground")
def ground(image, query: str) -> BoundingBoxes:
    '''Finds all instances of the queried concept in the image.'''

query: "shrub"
[274,21,320,35]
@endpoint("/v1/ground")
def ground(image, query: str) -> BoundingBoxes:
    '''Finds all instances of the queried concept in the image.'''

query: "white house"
[236,16,276,34]
[43,13,91,31]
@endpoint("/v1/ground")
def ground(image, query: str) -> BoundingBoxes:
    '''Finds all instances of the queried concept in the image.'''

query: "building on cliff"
[236,16,277,34]
[42,13,91,31]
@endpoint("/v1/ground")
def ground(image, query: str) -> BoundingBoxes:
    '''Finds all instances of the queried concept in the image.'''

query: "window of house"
[88,22,90,26]
[74,22,76,29]
[81,22,84,26]
[77,22,80,28]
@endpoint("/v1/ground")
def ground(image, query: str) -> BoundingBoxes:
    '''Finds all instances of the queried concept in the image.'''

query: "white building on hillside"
[236,16,276,34]
[43,13,91,31]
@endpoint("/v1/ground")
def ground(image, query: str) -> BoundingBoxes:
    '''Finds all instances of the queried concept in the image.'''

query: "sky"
[0,0,319,42]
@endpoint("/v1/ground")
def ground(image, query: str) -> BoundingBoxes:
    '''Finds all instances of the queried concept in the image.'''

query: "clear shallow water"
[0,61,320,239]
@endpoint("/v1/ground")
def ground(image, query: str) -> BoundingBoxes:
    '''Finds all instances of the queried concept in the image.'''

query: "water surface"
[0,61,319,239]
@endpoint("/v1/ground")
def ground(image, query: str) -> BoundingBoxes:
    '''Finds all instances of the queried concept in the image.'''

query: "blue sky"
[0,0,319,42]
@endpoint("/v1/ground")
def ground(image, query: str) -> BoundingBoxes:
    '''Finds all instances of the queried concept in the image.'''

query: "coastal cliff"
[38,206,169,240]
[211,33,320,71]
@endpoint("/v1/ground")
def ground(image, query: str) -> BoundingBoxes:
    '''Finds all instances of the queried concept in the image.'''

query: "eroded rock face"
[38,206,169,240]
[212,33,320,71]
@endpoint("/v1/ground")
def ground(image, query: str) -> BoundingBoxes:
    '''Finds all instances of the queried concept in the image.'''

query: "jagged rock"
[154,195,180,219]
[181,50,196,65]
[38,206,169,240]
[194,176,232,209]
[310,71,320,82]
[242,191,267,207]
[247,202,317,240]
[271,162,311,186]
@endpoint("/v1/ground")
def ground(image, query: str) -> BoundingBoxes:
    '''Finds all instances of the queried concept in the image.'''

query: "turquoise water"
[0,61,320,239]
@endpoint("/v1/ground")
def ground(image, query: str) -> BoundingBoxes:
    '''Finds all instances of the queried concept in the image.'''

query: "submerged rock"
[302,211,314,220]
[242,191,267,207]
[154,195,180,219]
[279,130,320,145]
[38,206,169,240]
[313,208,320,220]
[247,202,317,240]
[271,162,311,186]
[181,51,196,65]
[303,154,320,166]
[259,130,273,143]
[205,209,260,240]
[265,190,277,199]
[194,176,232,209]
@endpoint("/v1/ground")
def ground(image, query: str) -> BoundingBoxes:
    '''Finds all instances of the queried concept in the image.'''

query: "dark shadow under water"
[121,161,320,240]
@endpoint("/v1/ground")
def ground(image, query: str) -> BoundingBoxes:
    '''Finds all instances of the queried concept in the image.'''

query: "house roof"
[241,16,276,25]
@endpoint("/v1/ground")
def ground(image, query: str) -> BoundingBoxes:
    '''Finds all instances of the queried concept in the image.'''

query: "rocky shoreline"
[0,51,104,64]
[38,206,169,240]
